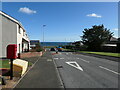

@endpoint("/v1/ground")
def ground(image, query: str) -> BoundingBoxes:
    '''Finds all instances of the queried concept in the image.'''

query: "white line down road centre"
[60,58,64,59]
[99,66,120,75]
[54,58,59,60]
[66,61,83,71]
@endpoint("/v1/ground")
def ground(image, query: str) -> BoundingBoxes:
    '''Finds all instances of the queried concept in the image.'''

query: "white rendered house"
[0,11,30,58]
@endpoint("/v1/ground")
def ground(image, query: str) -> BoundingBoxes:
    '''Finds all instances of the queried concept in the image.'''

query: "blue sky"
[2,2,118,42]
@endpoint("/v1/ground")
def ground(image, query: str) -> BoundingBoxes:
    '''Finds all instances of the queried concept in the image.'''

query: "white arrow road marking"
[99,66,120,75]
[66,61,83,71]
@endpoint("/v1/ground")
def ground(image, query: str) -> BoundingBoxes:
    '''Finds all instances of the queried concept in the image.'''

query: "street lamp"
[42,25,46,48]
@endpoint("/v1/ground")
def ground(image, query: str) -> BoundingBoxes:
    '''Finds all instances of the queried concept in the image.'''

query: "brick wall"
[18,52,43,58]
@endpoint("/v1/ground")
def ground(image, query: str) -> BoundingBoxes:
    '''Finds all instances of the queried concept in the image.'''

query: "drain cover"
[57,66,63,68]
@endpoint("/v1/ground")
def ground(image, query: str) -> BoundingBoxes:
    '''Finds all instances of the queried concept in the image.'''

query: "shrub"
[36,48,43,52]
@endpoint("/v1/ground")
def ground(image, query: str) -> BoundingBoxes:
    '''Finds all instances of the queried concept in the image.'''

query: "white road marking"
[54,58,59,60]
[66,61,83,71]
[99,66,120,75]
[60,58,64,59]
[59,53,62,54]
[47,59,52,61]
[76,58,79,59]
[66,53,69,55]
[80,58,90,63]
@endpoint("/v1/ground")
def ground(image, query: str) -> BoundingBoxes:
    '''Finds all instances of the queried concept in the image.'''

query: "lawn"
[0,59,33,69]
[0,60,10,68]
[28,62,33,67]
[79,51,120,57]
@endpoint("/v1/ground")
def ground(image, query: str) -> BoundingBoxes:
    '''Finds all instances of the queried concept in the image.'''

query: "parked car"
[50,48,56,51]
[57,47,62,51]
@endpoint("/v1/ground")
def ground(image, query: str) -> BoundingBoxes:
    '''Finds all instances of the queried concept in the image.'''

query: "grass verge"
[0,60,10,68]
[0,59,33,68]
[28,62,33,67]
[79,51,120,57]
[62,48,74,51]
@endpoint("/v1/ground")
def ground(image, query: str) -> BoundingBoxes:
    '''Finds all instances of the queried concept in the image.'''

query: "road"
[52,51,119,88]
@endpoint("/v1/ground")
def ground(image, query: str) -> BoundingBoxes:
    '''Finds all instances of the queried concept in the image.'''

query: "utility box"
[7,44,17,59]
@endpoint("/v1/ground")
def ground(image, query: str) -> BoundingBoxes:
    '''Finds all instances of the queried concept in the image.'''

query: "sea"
[40,42,72,47]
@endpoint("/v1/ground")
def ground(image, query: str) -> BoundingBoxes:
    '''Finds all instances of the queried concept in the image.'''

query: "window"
[23,31,25,36]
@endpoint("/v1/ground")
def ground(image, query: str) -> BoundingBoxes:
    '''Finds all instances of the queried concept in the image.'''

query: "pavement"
[14,51,63,89]
[52,51,119,88]
[21,56,40,64]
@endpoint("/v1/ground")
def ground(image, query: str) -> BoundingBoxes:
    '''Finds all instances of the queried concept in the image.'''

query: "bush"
[65,45,74,49]
[79,45,88,51]
[36,48,43,52]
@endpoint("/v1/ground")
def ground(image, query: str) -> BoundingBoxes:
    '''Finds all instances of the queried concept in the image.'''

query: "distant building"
[117,38,120,53]
[72,41,83,46]
[101,37,119,52]
[30,40,40,49]
[0,11,30,58]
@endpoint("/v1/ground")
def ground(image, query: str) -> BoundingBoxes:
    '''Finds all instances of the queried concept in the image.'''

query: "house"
[101,37,119,52]
[0,11,30,58]
[30,40,40,49]
[117,38,120,53]
[72,41,83,46]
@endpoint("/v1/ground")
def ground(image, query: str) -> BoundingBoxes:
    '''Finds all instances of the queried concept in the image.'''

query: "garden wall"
[18,52,43,58]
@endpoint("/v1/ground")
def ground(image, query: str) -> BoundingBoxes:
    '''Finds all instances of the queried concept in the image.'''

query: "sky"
[1,2,118,42]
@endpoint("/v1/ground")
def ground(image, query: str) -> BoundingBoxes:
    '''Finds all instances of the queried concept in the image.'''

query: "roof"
[110,37,118,42]
[72,41,82,44]
[0,11,26,32]
[30,40,40,45]
[105,37,119,44]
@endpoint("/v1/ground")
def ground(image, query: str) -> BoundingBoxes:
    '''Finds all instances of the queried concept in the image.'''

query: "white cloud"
[19,7,36,14]
[87,13,102,18]
[113,28,118,31]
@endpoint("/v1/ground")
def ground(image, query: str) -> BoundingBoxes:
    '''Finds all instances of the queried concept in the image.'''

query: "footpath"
[14,51,63,89]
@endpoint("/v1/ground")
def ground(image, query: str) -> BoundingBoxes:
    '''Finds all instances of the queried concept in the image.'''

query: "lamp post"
[42,25,46,49]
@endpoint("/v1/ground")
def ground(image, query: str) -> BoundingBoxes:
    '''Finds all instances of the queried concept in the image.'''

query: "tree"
[81,25,113,51]
[35,43,41,48]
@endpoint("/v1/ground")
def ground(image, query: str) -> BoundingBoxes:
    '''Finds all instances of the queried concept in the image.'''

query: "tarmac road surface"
[52,51,119,88]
